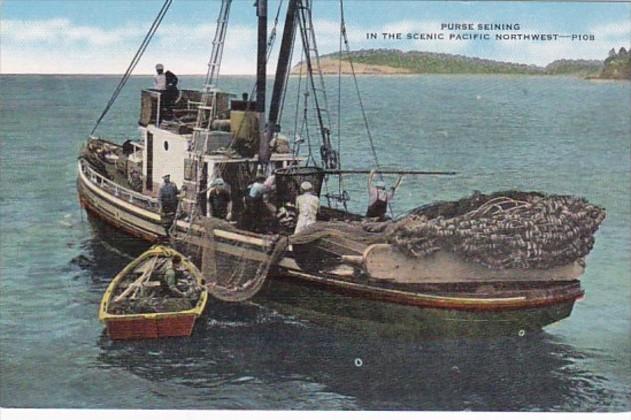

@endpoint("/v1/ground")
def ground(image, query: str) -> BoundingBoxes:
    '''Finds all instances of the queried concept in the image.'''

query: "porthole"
[164,141,169,151]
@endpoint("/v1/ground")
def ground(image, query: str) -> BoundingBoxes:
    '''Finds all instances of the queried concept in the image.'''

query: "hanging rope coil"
[90,0,173,136]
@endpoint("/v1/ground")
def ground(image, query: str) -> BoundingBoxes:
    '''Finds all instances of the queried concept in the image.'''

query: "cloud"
[0,17,261,74]
[2,15,630,74]
[1,18,144,46]
[592,20,631,39]
[488,19,631,66]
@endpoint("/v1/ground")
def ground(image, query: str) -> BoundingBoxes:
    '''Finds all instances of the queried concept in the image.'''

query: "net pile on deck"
[108,257,202,314]
[388,191,606,270]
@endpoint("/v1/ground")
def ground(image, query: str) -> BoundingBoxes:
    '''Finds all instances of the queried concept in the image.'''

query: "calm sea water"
[0,74,629,411]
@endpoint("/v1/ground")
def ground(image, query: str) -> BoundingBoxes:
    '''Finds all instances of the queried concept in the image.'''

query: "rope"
[292,47,304,153]
[336,0,346,211]
[339,0,391,216]
[277,4,297,127]
[339,0,379,170]
[90,0,172,136]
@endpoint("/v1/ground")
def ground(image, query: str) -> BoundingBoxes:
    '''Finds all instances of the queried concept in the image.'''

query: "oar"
[114,256,159,303]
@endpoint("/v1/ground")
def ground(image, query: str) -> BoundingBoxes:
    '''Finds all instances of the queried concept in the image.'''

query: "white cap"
[211,178,225,187]
[155,63,164,71]
[300,181,313,192]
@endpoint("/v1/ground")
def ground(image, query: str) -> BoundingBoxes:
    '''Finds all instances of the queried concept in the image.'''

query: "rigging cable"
[338,0,380,170]
[277,6,297,129]
[292,47,304,153]
[336,0,347,211]
[340,0,398,217]
[90,0,173,136]
[267,0,285,62]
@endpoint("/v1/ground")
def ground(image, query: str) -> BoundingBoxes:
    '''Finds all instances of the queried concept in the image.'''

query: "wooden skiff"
[99,245,208,340]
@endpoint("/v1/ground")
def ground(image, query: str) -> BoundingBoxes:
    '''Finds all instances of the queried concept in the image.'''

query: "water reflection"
[83,216,618,411]
[94,301,617,411]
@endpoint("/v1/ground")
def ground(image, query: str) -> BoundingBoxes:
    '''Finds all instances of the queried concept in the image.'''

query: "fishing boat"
[79,0,605,336]
[99,245,208,340]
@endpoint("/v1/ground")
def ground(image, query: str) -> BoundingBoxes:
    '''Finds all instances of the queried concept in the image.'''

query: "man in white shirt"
[153,64,167,90]
[294,181,320,234]
[153,63,179,118]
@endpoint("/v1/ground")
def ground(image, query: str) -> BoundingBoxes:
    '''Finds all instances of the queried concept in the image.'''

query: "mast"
[256,0,269,163]
[266,0,299,147]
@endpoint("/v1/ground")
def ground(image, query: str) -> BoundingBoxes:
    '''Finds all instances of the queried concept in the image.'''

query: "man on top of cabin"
[207,177,232,220]
[159,174,181,236]
[153,64,179,117]
[294,181,320,234]
[366,169,403,221]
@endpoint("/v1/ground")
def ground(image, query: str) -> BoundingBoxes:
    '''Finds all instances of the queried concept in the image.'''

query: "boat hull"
[80,160,584,335]
[104,314,198,340]
[261,275,580,338]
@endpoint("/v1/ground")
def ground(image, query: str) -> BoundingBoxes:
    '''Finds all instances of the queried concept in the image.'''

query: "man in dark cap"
[159,174,180,236]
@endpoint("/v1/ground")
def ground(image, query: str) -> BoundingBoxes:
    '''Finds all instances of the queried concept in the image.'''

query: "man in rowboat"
[162,255,187,298]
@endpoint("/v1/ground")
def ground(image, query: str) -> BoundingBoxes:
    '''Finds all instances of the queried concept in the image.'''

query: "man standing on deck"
[294,181,320,234]
[159,174,180,237]
[243,175,269,232]
[129,169,143,193]
[366,169,403,221]
[207,178,232,220]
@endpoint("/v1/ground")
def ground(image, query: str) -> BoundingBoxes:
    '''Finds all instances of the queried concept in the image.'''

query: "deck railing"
[80,160,159,211]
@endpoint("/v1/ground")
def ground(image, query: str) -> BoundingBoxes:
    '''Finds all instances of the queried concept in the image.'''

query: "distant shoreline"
[291,51,606,78]
[291,48,631,80]
[2,73,620,78]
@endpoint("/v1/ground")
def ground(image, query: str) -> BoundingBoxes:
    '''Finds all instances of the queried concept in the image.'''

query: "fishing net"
[387,191,606,270]
[290,220,385,246]
[197,218,289,302]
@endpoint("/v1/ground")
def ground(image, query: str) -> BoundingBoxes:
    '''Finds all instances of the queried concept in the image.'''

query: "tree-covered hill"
[599,47,631,79]
[292,49,605,76]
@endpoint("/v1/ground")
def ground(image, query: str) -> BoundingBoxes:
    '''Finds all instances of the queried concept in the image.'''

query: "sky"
[1,0,630,74]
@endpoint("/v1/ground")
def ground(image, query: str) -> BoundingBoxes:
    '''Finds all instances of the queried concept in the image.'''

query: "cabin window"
[163,141,169,151]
